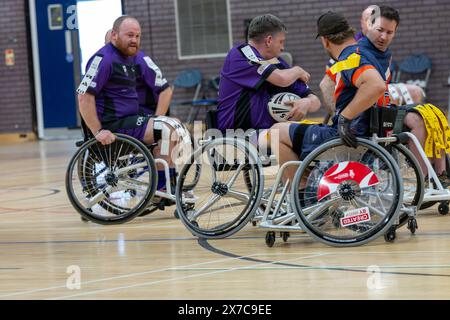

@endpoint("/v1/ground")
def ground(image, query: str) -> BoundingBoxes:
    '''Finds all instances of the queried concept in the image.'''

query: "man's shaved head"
[104,29,112,44]
[111,16,141,56]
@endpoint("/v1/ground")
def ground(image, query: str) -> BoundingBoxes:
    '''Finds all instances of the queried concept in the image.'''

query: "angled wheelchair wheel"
[176,137,264,238]
[66,134,157,224]
[389,144,424,208]
[388,143,424,228]
[176,134,201,191]
[291,138,403,247]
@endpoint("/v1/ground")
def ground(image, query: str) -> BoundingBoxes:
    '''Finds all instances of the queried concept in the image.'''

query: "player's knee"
[404,112,425,132]
[406,85,425,104]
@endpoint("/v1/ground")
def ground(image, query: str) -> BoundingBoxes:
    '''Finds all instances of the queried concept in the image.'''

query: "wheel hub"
[338,180,361,201]
[211,182,228,196]
[105,172,119,187]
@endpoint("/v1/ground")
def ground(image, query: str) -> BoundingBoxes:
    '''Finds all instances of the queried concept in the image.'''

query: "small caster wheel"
[173,209,180,219]
[252,220,257,227]
[81,216,89,222]
[438,202,449,215]
[265,232,276,247]
[191,220,199,227]
[157,200,166,211]
[407,218,418,234]
[332,216,340,228]
[384,228,396,243]
[190,220,199,236]
[281,232,290,242]
[139,208,154,217]
[332,210,343,228]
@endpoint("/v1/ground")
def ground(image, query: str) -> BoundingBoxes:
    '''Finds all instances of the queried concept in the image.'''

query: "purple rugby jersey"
[217,43,311,131]
[134,51,170,116]
[79,43,139,124]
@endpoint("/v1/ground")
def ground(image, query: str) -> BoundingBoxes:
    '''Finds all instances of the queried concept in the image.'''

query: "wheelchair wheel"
[176,137,264,238]
[389,144,424,207]
[176,134,201,191]
[66,134,157,224]
[388,143,424,228]
[181,163,201,191]
[291,138,403,247]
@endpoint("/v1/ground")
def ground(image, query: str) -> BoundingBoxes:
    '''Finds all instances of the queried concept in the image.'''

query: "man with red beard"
[77,16,180,192]
[78,16,153,144]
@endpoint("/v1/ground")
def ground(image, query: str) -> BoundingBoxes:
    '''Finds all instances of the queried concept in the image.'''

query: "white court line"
[49,253,327,300]
[0,252,325,299]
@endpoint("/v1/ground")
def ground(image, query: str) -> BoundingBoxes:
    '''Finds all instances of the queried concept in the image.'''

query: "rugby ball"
[268,92,300,122]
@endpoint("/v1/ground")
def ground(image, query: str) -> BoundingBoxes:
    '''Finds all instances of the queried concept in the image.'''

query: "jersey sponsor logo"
[122,65,129,76]
[136,116,145,126]
[143,56,166,87]
[77,56,103,94]
[257,63,270,75]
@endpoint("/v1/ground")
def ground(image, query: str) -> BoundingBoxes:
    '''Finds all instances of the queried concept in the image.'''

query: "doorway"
[29,0,123,139]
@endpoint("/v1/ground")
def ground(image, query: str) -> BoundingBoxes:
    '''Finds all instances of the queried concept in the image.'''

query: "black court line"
[198,238,450,278]
[0,187,60,203]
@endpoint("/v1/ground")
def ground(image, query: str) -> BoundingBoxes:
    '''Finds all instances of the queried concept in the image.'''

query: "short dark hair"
[112,15,140,32]
[324,28,356,45]
[371,6,400,27]
[247,14,287,42]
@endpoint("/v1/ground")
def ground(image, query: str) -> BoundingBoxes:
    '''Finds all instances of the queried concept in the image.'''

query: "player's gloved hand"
[337,113,357,148]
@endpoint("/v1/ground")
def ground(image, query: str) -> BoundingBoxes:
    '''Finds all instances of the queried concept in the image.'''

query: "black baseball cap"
[316,11,351,39]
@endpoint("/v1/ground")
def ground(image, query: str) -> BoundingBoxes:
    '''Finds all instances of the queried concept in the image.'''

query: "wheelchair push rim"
[176,137,264,238]
[65,134,157,224]
[291,138,403,247]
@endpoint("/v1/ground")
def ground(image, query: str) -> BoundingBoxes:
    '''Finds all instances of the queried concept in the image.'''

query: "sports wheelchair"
[65,117,197,224]
[175,110,420,247]
[373,104,450,216]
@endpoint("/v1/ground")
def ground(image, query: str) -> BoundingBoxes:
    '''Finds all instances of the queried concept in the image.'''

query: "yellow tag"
[423,104,444,158]
[329,53,361,75]
[414,105,434,157]
[295,120,321,125]
[426,104,450,154]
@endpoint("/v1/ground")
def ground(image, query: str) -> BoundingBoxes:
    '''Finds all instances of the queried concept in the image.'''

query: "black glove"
[337,114,357,148]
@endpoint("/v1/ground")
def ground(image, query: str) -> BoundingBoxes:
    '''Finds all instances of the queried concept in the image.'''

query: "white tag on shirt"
[143,56,167,87]
[77,56,103,94]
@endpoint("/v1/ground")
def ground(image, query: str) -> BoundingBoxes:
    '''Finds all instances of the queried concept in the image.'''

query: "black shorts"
[288,123,313,159]
[103,115,162,142]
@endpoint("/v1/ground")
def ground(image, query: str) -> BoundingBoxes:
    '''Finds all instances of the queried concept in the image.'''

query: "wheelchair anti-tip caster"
[281,232,290,242]
[265,231,276,247]
[407,217,418,234]
[81,216,89,222]
[438,202,449,215]
[384,227,396,243]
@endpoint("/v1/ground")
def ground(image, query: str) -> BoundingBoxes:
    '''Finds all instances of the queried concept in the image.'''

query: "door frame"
[29,0,45,139]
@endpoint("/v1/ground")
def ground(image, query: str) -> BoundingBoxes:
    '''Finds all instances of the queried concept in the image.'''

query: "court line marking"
[48,253,327,300]
[0,252,324,299]
[199,239,450,278]
[172,264,450,271]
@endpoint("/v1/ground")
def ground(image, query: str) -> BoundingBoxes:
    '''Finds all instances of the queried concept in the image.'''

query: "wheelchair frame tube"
[373,133,444,190]
[403,132,444,190]
[262,161,301,221]
[155,158,172,195]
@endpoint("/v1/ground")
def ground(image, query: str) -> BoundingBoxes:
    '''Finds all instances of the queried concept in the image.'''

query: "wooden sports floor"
[1,139,450,300]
